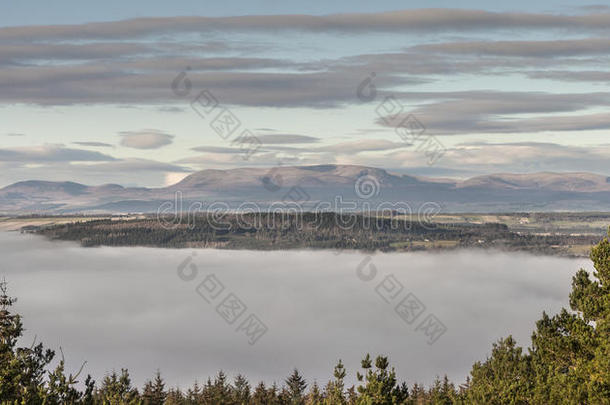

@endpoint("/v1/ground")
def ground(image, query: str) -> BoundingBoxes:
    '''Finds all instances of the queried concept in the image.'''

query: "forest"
[32,213,602,257]
[1,230,609,403]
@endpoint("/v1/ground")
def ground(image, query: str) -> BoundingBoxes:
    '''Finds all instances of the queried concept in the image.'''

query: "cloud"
[526,70,610,82]
[0,158,191,188]
[257,134,320,144]
[78,158,189,173]
[119,130,174,149]
[0,44,601,108]
[316,139,410,154]
[446,142,610,168]
[0,41,241,67]
[1,235,586,387]
[116,56,297,73]
[0,145,116,163]
[374,141,610,178]
[579,5,610,12]
[179,137,610,179]
[0,6,608,160]
[376,91,610,134]
[1,10,610,42]
[191,139,410,158]
[190,146,246,154]
[0,62,420,107]
[157,106,185,113]
[0,25,604,109]
[73,141,114,148]
[177,151,312,168]
[0,42,154,66]
[411,38,610,57]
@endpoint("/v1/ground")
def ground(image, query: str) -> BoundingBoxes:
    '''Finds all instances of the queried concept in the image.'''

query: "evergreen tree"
[185,380,202,403]
[82,375,96,405]
[210,370,232,404]
[97,368,140,404]
[0,279,54,404]
[232,374,251,404]
[569,234,610,401]
[46,354,91,404]
[200,377,214,403]
[285,368,307,405]
[165,387,185,405]
[409,383,425,404]
[306,381,323,405]
[252,381,275,405]
[142,370,167,405]
[323,360,346,405]
[355,354,409,404]
[428,376,455,405]
[346,385,358,405]
[468,229,610,403]
[467,336,532,404]
[268,381,283,405]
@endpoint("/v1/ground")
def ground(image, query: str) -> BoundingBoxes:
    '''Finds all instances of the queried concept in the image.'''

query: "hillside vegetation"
[32,213,604,257]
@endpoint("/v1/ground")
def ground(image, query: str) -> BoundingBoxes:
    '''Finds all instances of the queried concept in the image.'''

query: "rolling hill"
[2,165,610,214]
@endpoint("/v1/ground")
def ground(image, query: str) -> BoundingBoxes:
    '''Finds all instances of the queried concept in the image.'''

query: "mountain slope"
[2,165,610,214]
[169,165,429,191]
[458,172,610,192]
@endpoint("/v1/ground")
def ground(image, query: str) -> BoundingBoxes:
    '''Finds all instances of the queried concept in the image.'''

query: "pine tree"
[269,382,283,405]
[46,352,90,404]
[285,368,307,405]
[209,371,232,404]
[165,387,185,405]
[201,377,214,403]
[467,228,610,403]
[306,381,323,405]
[355,354,409,404]
[97,368,140,404]
[428,376,454,405]
[232,374,251,404]
[571,233,610,402]
[467,336,532,404]
[409,383,423,404]
[0,279,54,403]
[324,360,346,405]
[346,385,358,405]
[142,370,167,405]
[186,380,201,403]
[82,375,96,405]
[251,381,269,405]
[526,231,610,402]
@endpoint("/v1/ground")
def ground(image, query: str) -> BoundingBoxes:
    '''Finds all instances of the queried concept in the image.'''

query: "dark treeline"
[2,231,610,403]
[35,213,598,256]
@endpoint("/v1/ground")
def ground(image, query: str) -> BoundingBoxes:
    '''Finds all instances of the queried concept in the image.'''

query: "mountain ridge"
[2,165,610,214]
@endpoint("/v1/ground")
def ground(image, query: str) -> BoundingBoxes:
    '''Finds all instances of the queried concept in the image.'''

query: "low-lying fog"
[0,232,592,389]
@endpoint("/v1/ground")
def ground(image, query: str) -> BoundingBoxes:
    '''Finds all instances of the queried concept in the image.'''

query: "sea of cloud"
[0,232,592,389]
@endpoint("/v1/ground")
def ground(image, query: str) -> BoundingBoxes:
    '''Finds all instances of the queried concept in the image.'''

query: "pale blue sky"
[0,1,586,26]
[1,1,610,187]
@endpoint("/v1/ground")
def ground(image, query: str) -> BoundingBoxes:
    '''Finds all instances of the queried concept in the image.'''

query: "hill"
[2,165,610,214]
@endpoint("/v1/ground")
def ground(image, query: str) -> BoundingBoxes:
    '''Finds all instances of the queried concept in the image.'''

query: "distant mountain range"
[2,165,610,214]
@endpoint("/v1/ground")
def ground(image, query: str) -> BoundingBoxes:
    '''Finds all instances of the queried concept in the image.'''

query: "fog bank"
[0,232,591,389]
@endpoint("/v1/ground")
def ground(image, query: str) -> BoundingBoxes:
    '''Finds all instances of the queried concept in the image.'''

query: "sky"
[1,1,610,187]
[2,232,590,388]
